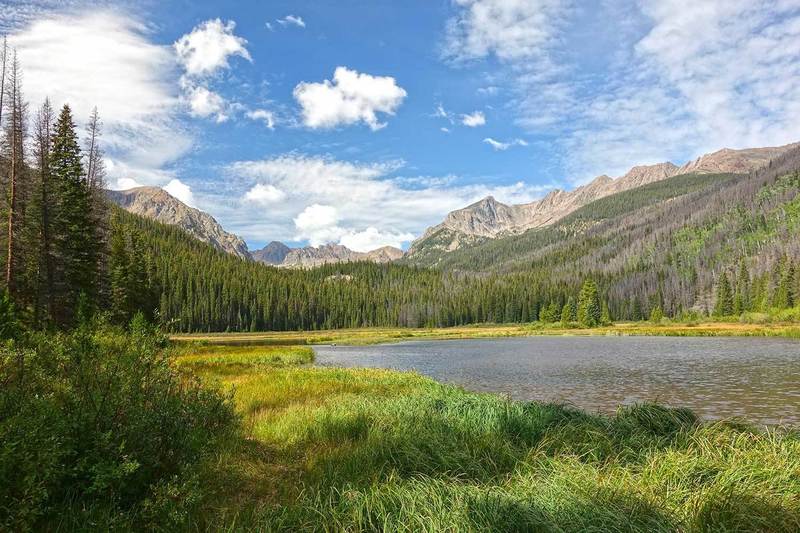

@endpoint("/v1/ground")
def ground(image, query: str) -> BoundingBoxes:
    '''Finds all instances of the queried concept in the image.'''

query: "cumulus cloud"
[186,85,228,122]
[483,137,528,150]
[223,154,551,247]
[244,183,286,204]
[174,18,250,78]
[461,110,486,127]
[10,10,189,187]
[164,178,195,207]
[293,204,343,245]
[339,227,415,253]
[293,66,407,130]
[115,177,143,190]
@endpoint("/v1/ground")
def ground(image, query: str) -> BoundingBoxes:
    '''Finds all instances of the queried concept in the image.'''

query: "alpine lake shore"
[168,320,800,531]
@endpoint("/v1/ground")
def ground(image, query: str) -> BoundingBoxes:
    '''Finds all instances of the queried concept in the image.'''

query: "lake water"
[313,336,800,426]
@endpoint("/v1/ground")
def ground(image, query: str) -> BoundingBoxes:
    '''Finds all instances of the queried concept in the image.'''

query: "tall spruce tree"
[50,104,98,325]
[32,99,56,324]
[714,272,733,317]
[577,279,601,328]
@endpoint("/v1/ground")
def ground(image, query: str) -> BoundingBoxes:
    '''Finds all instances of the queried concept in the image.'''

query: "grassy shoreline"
[170,342,800,531]
[171,320,800,346]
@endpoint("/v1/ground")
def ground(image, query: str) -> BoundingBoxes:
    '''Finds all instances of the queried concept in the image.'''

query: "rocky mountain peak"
[107,186,251,260]
[251,241,404,268]
[408,142,797,259]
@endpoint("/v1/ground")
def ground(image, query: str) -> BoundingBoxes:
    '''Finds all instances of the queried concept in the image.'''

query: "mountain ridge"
[107,186,251,260]
[407,143,799,260]
[251,242,403,268]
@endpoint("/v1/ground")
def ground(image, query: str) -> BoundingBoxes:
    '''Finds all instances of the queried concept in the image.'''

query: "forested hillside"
[406,147,800,319]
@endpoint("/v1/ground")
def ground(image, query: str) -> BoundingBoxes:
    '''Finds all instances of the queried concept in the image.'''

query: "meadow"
[171,320,800,346]
[175,342,800,532]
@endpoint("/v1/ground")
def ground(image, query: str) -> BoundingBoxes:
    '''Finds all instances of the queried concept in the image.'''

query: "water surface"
[314,336,800,426]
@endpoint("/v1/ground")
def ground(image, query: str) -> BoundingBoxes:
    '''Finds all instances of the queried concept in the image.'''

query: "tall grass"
[186,345,800,532]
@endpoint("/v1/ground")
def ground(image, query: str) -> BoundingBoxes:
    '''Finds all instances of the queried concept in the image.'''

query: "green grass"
[173,344,800,532]
[172,320,800,347]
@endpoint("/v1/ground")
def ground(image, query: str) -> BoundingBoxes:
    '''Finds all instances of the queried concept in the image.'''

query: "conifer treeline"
[0,44,105,328]
[2,45,799,334]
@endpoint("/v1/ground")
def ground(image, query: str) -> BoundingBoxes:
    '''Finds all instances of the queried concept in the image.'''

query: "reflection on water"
[313,336,800,426]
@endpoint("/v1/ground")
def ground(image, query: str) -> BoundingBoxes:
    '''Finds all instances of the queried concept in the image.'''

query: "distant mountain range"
[406,143,800,262]
[108,142,798,269]
[107,187,402,267]
[250,241,403,268]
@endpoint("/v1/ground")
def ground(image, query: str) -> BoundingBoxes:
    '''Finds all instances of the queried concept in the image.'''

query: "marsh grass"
[172,321,800,347]
[181,344,800,532]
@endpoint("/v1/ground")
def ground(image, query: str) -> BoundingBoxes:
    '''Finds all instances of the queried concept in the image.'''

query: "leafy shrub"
[0,316,237,530]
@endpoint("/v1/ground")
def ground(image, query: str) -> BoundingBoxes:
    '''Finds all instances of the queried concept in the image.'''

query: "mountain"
[407,144,798,263]
[110,143,800,331]
[679,143,799,174]
[251,241,290,264]
[402,143,800,317]
[107,186,251,260]
[251,241,404,268]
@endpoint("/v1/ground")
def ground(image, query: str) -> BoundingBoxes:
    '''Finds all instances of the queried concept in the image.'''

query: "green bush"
[0,317,237,530]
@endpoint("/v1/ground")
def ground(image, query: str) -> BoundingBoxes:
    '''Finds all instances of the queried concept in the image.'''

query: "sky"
[3,0,800,251]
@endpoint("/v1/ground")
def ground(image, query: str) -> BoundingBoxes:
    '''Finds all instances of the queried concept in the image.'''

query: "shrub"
[0,317,237,530]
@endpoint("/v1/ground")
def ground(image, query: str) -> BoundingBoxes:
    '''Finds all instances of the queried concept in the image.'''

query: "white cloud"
[222,154,551,246]
[244,183,286,204]
[294,204,343,245]
[10,10,190,187]
[433,103,451,119]
[114,177,143,190]
[445,0,800,183]
[293,66,407,130]
[441,127,451,133]
[444,0,569,62]
[339,227,414,252]
[164,179,195,207]
[278,15,305,28]
[246,108,276,129]
[483,137,528,150]
[461,110,486,127]
[174,18,251,78]
[186,85,228,122]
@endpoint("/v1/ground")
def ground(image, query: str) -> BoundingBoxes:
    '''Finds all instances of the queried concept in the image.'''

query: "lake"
[314,336,800,426]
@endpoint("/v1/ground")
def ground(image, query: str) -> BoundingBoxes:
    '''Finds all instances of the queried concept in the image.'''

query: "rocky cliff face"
[408,144,796,260]
[107,186,251,260]
[251,242,404,268]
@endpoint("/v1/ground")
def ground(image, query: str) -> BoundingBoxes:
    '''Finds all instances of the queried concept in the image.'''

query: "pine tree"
[577,279,601,328]
[601,300,612,325]
[560,296,575,324]
[50,104,97,325]
[714,272,733,317]
[733,260,749,315]
[31,98,56,325]
[649,305,664,324]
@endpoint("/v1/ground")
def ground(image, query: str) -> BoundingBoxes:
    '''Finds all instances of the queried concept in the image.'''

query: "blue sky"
[4,0,800,251]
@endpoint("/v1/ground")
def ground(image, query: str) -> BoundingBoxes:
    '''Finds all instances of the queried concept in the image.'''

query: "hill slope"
[107,187,251,260]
